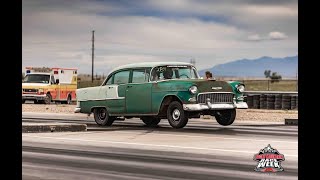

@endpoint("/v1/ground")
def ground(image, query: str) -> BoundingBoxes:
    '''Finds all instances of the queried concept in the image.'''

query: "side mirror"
[55,79,59,84]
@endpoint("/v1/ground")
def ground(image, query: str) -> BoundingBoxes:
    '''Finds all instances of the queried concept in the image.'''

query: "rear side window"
[113,71,130,84]
[132,69,150,83]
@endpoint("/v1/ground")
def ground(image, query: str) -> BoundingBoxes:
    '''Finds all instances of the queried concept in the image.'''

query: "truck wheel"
[167,101,188,129]
[93,108,115,126]
[215,109,236,126]
[141,117,161,127]
[67,95,72,104]
[44,94,52,104]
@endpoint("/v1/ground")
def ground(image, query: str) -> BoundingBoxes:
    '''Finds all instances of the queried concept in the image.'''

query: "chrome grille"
[197,93,234,104]
[23,89,38,93]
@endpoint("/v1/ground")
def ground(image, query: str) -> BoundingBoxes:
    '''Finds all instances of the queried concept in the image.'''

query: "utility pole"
[91,30,95,82]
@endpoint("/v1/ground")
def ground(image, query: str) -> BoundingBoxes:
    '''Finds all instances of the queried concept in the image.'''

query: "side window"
[113,71,130,84]
[105,76,113,85]
[132,69,150,83]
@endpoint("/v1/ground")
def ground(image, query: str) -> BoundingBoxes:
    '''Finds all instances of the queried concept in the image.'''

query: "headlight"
[189,86,198,94]
[39,89,44,93]
[236,84,245,93]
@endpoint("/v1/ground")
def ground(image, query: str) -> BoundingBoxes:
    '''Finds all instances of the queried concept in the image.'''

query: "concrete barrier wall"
[243,91,298,110]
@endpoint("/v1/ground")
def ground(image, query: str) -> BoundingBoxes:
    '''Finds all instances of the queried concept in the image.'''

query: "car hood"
[22,83,50,88]
[191,79,233,93]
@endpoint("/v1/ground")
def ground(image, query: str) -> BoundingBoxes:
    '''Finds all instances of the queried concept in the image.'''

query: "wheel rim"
[172,108,181,121]
[98,109,107,121]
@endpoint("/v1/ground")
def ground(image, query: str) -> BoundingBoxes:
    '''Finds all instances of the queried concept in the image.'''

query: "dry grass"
[240,80,297,91]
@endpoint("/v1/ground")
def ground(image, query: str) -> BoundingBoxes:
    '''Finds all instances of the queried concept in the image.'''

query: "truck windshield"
[23,74,50,84]
[151,65,199,81]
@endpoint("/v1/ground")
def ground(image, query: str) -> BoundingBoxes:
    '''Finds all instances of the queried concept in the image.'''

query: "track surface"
[22,112,298,180]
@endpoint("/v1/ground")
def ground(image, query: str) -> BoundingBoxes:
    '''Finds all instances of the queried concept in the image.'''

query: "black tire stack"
[281,95,291,110]
[274,94,282,109]
[252,95,260,109]
[267,95,275,109]
[246,95,253,108]
[259,94,267,109]
[290,96,297,110]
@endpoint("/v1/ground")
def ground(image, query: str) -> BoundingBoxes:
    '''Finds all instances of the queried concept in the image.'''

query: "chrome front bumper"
[22,94,46,100]
[183,103,236,111]
[183,101,248,111]
[235,102,248,109]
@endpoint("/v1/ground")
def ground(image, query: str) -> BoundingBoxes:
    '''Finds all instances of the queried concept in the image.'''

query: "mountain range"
[198,55,298,78]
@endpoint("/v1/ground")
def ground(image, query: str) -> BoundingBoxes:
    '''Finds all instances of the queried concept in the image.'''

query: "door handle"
[127,85,133,88]
[108,87,113,89]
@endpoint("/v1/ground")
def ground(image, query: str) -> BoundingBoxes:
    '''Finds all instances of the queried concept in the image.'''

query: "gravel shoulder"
[22,104,298,122]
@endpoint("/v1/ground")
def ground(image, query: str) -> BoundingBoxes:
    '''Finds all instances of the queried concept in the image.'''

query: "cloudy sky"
[23,0,297,74]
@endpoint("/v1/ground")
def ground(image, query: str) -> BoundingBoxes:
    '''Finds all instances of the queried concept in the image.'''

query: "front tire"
[93,108,115,126]
[44,94,52,104]
[141,117,161,127]
[215,109,236,126]
[167,101,188,129]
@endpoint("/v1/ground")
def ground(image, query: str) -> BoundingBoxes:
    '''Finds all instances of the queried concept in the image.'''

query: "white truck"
[22,67,78,104]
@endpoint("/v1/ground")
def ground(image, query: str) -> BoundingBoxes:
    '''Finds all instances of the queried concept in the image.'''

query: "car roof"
[26,72,51,75]
[111,61,194,72]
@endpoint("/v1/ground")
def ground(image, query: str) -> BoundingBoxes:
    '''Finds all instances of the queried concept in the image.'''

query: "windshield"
[23,74,50,84]
[151,65,199,81]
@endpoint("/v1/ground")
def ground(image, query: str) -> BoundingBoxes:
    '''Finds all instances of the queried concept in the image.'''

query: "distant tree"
[264,70,271,78]
[264,70,282,83]
[270,72,282,83]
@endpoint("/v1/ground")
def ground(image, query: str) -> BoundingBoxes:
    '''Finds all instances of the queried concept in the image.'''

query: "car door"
[99,70,130,115]
[126,68,152,114]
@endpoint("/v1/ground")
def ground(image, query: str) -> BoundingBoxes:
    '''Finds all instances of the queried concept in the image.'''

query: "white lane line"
[107,131,297,144]
[23,135,298,158]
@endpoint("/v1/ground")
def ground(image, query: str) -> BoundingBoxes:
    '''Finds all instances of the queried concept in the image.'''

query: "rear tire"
[141,117,161,127]
[67,95,72,104]
[167,101,188,129]
[215,109,236,126]
[93,108,115,126]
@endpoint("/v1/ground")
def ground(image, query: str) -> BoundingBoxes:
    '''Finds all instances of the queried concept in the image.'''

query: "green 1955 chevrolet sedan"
[75,62,248,128]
